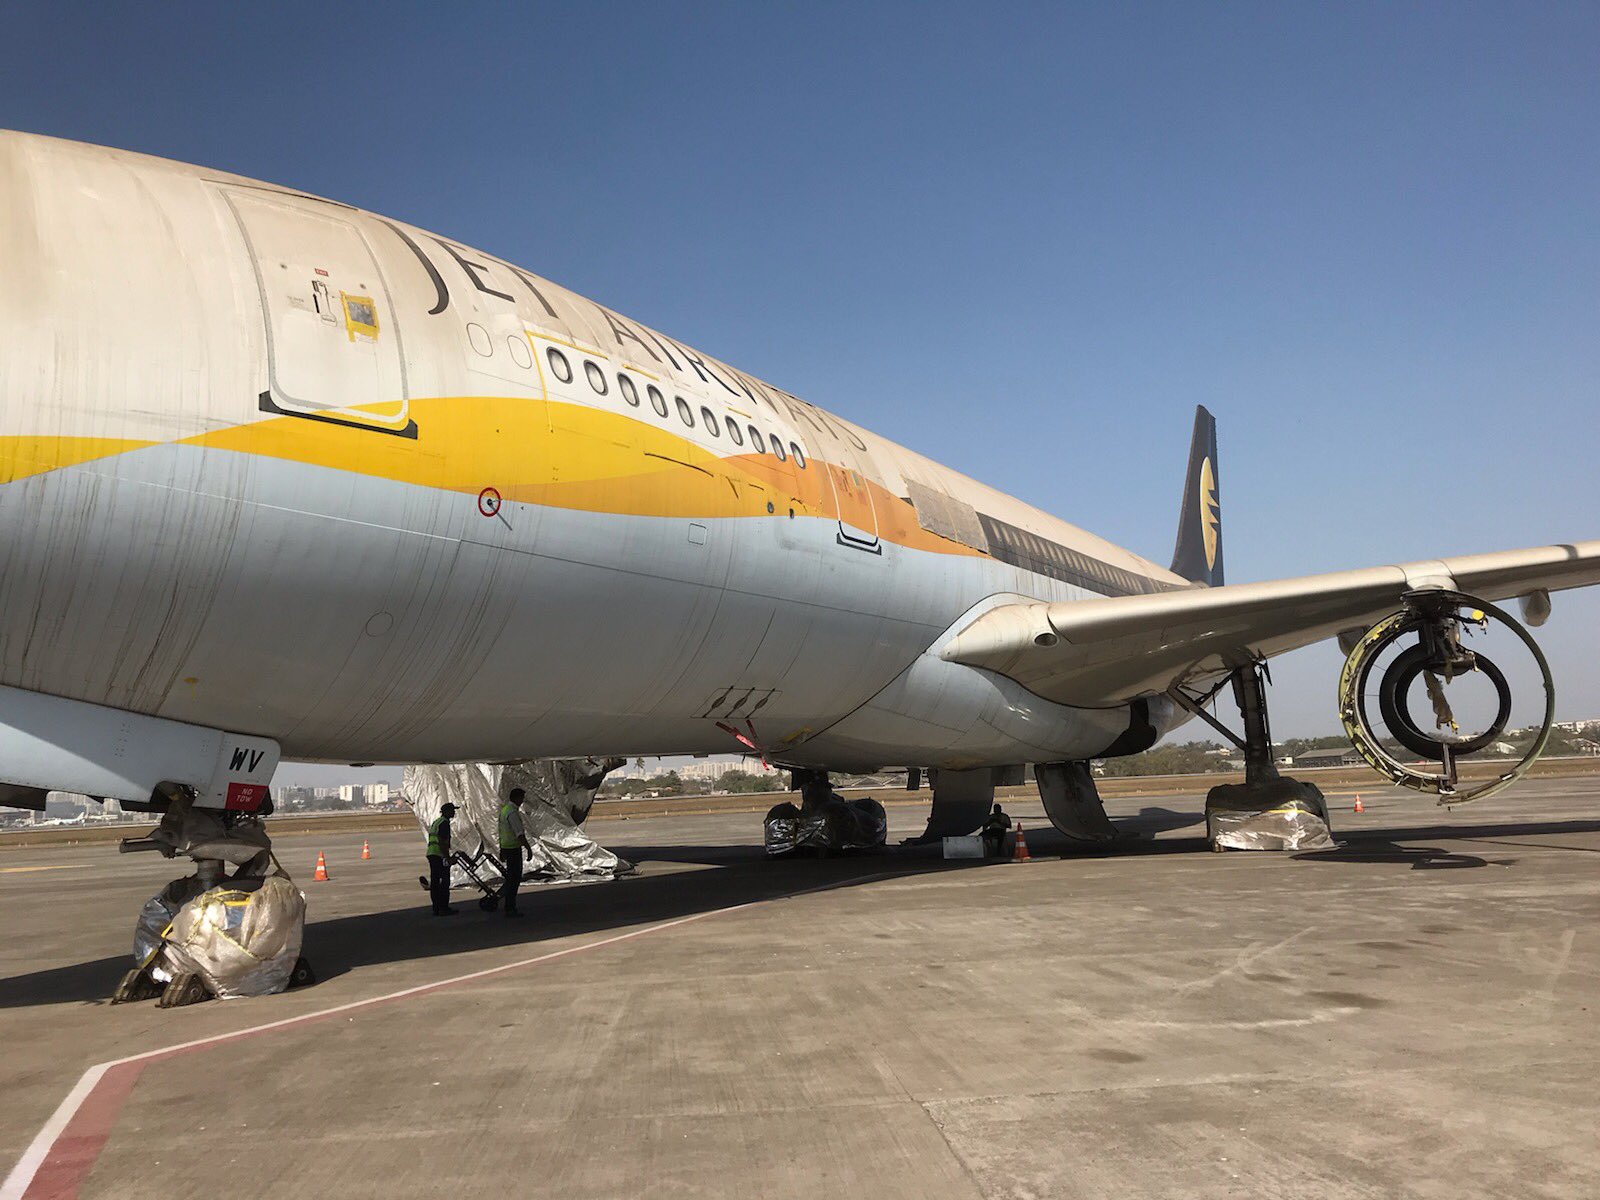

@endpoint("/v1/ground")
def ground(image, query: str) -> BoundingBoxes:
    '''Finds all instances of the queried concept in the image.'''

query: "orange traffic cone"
[1012,822,1032,863]
[361,840,371,860]
[1353,795,1365,814]
[313,851,329,881]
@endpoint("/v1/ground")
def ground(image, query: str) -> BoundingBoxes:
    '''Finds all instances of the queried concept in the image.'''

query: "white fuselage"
[0,132,1191,776]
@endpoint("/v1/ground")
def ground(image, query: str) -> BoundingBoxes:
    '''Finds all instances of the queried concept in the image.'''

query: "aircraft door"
[825,451,880,552]
[225,190,411,432]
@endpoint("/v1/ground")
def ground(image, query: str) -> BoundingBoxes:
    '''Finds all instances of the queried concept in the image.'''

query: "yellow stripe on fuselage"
[0,436,158,485]
[3,398,984,558]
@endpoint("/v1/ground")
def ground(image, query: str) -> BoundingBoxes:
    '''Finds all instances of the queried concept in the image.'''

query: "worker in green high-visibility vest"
[498,788,533,918]
[426,803,458,916]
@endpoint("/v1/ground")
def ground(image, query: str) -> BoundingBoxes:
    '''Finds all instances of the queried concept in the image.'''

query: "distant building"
[676,761,724,783]
[365,782,391,807]
[1293,747,1363,768]
[278,786,315,809]
[337,784,362,805]
[678,758,782,784]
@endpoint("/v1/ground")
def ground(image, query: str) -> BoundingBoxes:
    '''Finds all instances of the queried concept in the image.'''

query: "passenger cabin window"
[585,361,607,395]
[770,437,787,462]
[619,374,640,407]
[675,396,695,427]
[648,384,668,417]
[790,442,806,467]
[727,421,744,446]
[748,425,766,452]
[546,347,572,383]
[700,406,720,436]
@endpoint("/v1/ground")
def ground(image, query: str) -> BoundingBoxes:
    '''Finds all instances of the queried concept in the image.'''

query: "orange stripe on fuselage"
[0,397,980,558]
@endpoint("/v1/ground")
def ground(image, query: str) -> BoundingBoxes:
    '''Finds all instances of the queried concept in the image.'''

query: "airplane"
[2,129,1597,869]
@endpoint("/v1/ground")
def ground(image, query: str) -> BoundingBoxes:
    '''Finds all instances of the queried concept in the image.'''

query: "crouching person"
[981,803,1012,859]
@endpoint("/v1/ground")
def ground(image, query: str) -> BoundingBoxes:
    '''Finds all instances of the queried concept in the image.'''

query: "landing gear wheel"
[287,956,317,989]
[111,965,164,1005]
[158,972,213,1008]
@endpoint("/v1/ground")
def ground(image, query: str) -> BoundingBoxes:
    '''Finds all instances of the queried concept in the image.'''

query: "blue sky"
[5,2,1596,762]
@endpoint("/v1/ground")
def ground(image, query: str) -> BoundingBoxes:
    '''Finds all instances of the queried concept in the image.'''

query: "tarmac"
[1,776,1596,1199]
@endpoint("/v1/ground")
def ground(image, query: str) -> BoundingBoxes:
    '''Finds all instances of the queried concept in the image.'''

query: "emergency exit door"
[827,457,880,552]
[225,189,411,433]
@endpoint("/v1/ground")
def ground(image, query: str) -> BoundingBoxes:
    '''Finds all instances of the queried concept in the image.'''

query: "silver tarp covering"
[1206,780,1337,851]
[764,795,888,856]
[407,762,501,871]
[132,877,207,984]
[160,876,306,998]
[405,758,632,886]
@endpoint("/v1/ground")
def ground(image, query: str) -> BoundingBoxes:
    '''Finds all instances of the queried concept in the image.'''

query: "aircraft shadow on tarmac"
[0,851,968,1009]
[5,815,1597,1010]
[1294,841,1503,869]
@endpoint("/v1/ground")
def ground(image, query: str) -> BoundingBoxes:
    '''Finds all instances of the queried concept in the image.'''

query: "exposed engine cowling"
[1337,590,1554,805]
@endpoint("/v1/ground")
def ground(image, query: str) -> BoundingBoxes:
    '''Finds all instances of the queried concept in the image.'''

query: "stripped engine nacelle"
[1337,591,1554,805]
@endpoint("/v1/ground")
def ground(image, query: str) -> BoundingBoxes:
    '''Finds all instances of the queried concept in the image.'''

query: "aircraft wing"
[939,541,1600,707]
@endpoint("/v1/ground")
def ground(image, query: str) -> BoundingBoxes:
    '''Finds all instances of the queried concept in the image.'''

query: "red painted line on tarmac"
[19,1062,145,1200]
[1,867,913,1199]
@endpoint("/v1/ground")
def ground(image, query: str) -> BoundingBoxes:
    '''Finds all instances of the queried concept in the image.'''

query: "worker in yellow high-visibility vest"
[426,803,458,916]
[498,787,533,918]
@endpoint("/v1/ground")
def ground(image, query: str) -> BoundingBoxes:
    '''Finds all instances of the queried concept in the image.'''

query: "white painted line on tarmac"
[0,865,91,875]
[1,867,910,1200]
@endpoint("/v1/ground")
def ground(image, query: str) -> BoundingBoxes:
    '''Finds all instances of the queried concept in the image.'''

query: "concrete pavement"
[1,778,1596,1198]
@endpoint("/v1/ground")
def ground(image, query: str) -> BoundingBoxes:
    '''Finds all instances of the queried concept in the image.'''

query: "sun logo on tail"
[1199,456,1220,569]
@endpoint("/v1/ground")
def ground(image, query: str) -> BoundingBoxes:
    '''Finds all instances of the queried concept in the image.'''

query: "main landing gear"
[1173,663,1335,852]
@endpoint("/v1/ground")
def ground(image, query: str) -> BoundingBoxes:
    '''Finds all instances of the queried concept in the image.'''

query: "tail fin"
[1171,405,1223,586]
